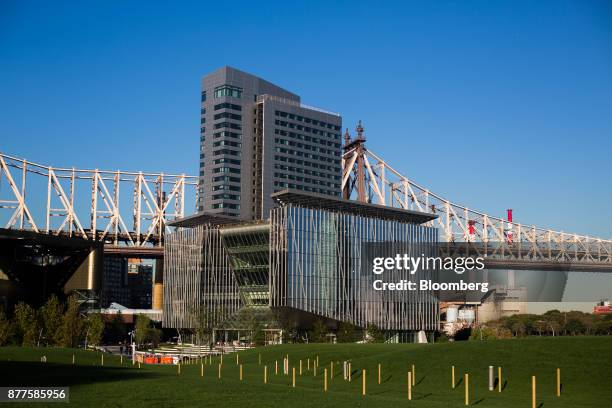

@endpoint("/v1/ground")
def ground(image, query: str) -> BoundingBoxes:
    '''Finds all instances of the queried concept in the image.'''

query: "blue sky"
[1,0,611,238]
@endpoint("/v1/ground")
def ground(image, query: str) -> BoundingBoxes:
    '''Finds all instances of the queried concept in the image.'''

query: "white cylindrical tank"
[446,306,458,323]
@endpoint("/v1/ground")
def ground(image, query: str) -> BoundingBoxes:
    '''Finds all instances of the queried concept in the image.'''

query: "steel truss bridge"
[1,142,611,270]
[341,125,612,271]
[0,152,198,257]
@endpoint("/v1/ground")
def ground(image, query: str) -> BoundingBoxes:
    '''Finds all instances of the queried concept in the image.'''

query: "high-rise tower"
[199,66,342,219]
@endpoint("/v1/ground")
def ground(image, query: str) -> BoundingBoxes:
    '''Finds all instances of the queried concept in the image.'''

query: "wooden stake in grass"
[498,366,502,392]
[411,364,415,386]
[292,367,296,388]
[299,360,303,375]
[218,363,221,379]
[236,353,239,365]
[330,361,333,379]
[275,360,278,375]
[362,369,366,396]
[72,354,75,365]
[101,354,104,366]
[307,358,310,371]
[259,353,261,365]
[452,365,455,389]
[465,373,469,406]
[556,368,561,397]
[324,368,328,392]
[201,363,204,377]
[348,362,352,382]
[532,376,536,408]
[378,363,381,384]
[138,362,141,369]
[220,354,223,365]
[178,363,181,375]
[120,355,123,365]
[264,366,268,384]
[407,372,412,400]
[240,364,243,381]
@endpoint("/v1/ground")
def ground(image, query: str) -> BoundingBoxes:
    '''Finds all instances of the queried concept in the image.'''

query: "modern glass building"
[163,190,438,342]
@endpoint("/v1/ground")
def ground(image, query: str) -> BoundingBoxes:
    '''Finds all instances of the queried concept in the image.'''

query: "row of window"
[213,148,240,156]
[214,102,241,111]
[275,129,341,148]
[212,202,240,210]
[214,112,242,121]
[212,184,240,192]
[273,181,337,196]
[212,193,240,201]
[213,158,241,165]
[213,140,241,148]
[275,138,338,156]
[213,175,240,183]
[275,110,340,131]
[275,120,340,139]
[274,172,340,188]
[274,147,340,161]
[213,131,241,140]
[212,166,240,174]
[273,164,341,181]
[214,85,243,99]
[214,122,241,130]
[274,155,340,172]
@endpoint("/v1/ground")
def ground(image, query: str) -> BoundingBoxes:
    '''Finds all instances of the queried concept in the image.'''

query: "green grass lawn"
[1,337,611,407]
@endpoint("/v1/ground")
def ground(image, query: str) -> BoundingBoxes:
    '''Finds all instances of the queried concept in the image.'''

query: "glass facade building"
[164,190,438,341]
[270,205,439,333]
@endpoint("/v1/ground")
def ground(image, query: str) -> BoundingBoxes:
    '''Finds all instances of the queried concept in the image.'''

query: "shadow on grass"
[0,361,160,387]
[415,392,432,400]
[416,375,426,385]
[473,398,485,405]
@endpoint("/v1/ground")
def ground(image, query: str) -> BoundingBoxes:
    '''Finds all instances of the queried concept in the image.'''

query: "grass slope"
[1,337,611,407]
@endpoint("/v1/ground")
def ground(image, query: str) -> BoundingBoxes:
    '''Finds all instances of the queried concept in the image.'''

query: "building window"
[213,175,240,183]
[214,85,243,99]
[212,193,240,201]
[212,167,240,174]
[214,103,242,111]
[212,202,240,210]
[201,91,207,102]
[214,112,242,121]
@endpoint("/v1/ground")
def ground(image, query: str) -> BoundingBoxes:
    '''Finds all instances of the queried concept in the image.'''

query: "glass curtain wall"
[163,224,242,329]
[270,205,439,331]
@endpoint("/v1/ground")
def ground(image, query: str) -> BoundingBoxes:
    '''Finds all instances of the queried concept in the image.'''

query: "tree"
[14,302,38,346]
[192,307,213,349]
[86,313,105,348]
[251,318,266,346]
[365,324,385,343]
[0,307,13,346]
[147,327,162,348]
[337,322,358,343]
[310,320,327,343]
[109,311,127,343]
[564,318,585,335]
[510,321,526,337]
[39,295,64,346]
[134,314,151,347]
[60,296,83,348]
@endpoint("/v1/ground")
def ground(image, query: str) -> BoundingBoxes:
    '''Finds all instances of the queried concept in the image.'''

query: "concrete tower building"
[199,66,343,220]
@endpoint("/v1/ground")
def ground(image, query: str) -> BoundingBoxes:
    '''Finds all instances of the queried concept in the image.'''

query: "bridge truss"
[0,152,198,247]
[341,131,612,268]
[2,142,611,269]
